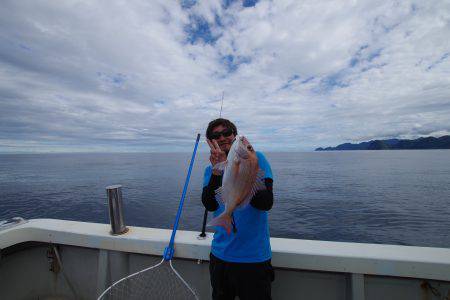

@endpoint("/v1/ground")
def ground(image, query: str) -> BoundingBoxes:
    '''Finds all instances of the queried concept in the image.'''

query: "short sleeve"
[256,152,273,180]
[203,165,213,187]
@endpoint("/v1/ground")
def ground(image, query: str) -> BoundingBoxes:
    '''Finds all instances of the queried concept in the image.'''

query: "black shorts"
[209,253,275,300]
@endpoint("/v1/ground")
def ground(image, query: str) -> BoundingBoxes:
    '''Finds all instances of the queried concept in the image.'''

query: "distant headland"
[315,135,450,151]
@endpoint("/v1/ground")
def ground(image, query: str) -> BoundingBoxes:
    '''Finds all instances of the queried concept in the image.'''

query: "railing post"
[350,273,365,300]
[106,185,128,235]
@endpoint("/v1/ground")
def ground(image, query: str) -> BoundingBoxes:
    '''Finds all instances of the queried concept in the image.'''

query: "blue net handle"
[164,133,201,260]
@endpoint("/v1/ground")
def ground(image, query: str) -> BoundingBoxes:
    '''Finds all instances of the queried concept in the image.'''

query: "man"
[202,118,275,300]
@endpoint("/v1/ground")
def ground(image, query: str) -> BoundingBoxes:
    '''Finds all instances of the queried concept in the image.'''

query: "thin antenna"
[219,91,224,117]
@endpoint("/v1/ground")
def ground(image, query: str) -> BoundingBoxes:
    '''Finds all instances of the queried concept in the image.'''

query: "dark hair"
[206,118,238,140]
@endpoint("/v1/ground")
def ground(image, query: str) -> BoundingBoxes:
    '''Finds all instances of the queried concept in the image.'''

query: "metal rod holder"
[197,208,208,239]
[106,185,128,235]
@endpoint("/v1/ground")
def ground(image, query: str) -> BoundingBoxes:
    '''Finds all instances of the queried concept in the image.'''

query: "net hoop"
[97,258,199,300]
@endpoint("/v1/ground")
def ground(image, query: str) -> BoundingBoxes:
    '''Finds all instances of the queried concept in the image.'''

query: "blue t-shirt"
[203,151,273,263]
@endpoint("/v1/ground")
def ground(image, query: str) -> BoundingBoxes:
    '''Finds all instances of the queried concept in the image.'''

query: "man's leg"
[209,253,236,300]
[231,260,274,300]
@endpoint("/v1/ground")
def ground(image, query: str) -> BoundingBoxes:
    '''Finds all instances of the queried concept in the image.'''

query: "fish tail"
[207,213,233,235]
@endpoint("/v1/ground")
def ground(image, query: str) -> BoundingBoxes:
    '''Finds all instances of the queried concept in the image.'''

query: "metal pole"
[198,209,208,239]
[106,185,128,235]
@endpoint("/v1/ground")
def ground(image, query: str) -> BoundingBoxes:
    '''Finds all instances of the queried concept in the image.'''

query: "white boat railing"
[1,218,449,282]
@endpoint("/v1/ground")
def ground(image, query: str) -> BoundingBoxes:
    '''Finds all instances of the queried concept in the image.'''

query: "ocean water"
[1,150,449,248]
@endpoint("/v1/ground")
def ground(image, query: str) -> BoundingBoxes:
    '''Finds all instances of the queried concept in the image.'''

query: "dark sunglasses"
[210,128,233,140]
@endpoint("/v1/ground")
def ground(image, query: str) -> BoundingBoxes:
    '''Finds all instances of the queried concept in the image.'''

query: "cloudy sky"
[1,0,449,153]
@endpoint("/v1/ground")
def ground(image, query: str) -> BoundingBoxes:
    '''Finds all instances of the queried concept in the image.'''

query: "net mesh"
[98,259,199,300]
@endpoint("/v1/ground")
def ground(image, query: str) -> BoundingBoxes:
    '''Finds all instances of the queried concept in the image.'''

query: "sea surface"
[1,150,449,248]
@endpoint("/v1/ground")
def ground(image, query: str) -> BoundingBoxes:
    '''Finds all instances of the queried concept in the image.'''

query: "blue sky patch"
[313,73,349,94]
[322,73,348,89]
[349,44,368,67]
[301,76,315,84]
[280,75,315,90]
[367,49,382,62]
[112,73,126,85]
[180,0,196,9]
[222,0,258,9]
[349,57,359,67]
[221,54,251,73]
[361,63,387,73]
[184,15,218,45]
[280,75,300,90]
[243,0,258,7]
[349,45,382,68]
[182,1,254,46]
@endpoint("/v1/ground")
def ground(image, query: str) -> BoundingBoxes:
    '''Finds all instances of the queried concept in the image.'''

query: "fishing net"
[97,258,198,300]
[98,134,201,300]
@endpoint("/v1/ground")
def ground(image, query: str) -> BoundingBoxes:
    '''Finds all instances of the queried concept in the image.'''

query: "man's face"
[210,124,235,153]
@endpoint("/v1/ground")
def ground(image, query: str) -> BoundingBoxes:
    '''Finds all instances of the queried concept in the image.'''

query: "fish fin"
[235,196,252,211]
[254,168,266,191]
[213,160,228,173]
[207,213,233,235]
[236,169,266,210]
[214,186,224,205]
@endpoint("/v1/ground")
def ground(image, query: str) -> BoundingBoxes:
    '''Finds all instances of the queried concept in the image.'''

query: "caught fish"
[208,136,265,234]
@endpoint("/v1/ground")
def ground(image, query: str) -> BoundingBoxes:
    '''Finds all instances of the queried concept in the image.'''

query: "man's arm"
[250,178,273,211]
[201,174,222,211]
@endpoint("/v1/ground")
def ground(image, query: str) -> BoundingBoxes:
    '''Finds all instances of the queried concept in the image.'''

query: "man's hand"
[207,139,227,175]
